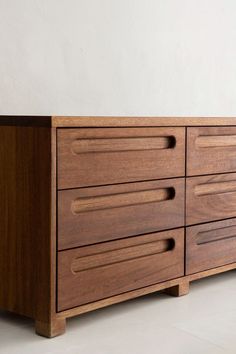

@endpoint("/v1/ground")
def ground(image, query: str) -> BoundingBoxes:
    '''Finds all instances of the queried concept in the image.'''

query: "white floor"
[0,271,236,354]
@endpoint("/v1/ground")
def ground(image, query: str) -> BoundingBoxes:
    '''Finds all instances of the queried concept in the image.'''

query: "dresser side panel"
[0,125,55,322]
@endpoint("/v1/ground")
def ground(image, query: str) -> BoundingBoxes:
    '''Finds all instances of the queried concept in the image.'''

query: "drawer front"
[57,229,184,311]
[187,127,236,176]
[186,219,236,274]
[58,178,185,250]
[57,127,185,189]
[186,173,236,225]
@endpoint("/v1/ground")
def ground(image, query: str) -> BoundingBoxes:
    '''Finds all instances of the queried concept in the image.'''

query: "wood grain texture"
[186,218,236,274]
[187,127,236,176]
[57,277,185,319]
[186,173,236,225]
[57,127,185,189]
[52,116,236,127]
[57,229,184,311]
[0,126,56,324]
[56,263,236,320]
[71,238,175,274]
[194,180,236,196]
[0,116,236,128]
[35,318,66,338]
[1,116,236,338]
[71,136,176,153]
[58,178,185,250]
[71,187,175,214]
[195,134,236,148]
[165,281,190,297]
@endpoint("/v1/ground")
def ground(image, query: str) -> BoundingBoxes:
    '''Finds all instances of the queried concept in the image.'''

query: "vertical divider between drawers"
[56,128,59,313]
[184,127,188,276]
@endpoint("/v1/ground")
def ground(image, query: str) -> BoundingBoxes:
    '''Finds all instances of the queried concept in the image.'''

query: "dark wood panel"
[58,178,185,250]
[57,127,185,189]
[187,127,236,176]
[186,219,236,274]
[0,116,51,126]
[57,228,184,311]
[186,173,236,225]
[0,126,55,324]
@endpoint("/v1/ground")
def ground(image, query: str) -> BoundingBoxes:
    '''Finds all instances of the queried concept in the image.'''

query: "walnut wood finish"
[1,116,236,128]
[58,178,184,250]
[52,116,236,127]
[186,173,236,225]
[0,125,58,336]
[186,218,236,274]
[35,318,66,338]
[0,116,51,126]
[57,127,185,189]
[165,281,190,297]
[56,262,236,321]
[1,116,236,338]
[58,229,184,311]
[187,127,236,176]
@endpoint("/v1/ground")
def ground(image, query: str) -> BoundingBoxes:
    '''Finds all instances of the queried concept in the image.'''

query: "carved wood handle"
[195,135,236,148]
[71,136,176,154]
[71,238,175,273]
[196,225,236,245]
[71,187,176,214]
[194,181,236,196]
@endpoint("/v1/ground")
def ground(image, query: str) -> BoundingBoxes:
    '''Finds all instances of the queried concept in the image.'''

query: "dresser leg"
[165,281,190,297]
[35,318,66,338]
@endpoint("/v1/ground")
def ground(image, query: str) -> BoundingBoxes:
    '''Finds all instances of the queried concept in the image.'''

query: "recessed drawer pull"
[194,181,236,197]
[58,179,184,249]
[186,173,236,225]
[71,238,175,274]
[186,219,236,275]
[58,127,185,189]
[71,187,175,214]
[71,136,176,154]
[58,229,184,310]
[195,135,236,148]
[187,128,236,176]
[196,225,236,245]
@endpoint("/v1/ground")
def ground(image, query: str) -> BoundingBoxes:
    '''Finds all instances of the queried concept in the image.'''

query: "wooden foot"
[165,281,190,297]
[35,318,66,338]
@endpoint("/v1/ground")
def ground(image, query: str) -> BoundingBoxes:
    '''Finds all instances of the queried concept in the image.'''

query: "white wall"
[0,0,236,116]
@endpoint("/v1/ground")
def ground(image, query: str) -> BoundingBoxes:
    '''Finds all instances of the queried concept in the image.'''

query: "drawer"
[58,178,185,250]
[57,228,184,311]
[57,127,185,189]
[186,219,236,274]
[187,127,236,176]
[186,173,236,225]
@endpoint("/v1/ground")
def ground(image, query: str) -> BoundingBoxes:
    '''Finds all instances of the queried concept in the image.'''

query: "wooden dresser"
[1,116,236,337]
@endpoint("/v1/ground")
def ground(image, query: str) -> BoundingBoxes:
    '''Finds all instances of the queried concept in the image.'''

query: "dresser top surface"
[0,116,236,127]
